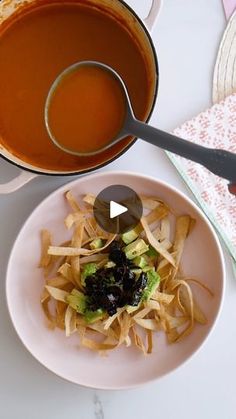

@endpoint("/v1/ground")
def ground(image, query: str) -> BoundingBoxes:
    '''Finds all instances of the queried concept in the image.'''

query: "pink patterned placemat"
[222,0,236,18]
[169,94,236,263]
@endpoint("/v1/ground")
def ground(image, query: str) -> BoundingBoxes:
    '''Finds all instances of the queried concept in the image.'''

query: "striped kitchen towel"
[169,93,236,265]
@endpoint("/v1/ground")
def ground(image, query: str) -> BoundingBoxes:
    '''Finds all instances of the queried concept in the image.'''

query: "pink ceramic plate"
[6,172,225,389]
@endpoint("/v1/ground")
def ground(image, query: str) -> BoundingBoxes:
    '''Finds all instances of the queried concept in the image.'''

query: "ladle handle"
[127,118,236,187]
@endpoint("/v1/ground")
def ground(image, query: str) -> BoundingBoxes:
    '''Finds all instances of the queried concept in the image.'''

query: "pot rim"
[0,0,159,177]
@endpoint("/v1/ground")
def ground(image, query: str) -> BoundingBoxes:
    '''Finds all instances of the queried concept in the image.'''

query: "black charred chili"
[84,241,148,315]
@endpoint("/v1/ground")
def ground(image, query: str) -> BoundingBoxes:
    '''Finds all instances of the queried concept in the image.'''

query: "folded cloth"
[213,8,236,104]
[222,0,236,18]
[169,94,236,264]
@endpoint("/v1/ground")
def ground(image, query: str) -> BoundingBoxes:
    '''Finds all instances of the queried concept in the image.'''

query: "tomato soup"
[47,65,127,154]
[0,0,153,171]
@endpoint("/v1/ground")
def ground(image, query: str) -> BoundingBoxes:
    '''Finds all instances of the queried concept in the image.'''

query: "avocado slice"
[124,238,149,260]
[89,238,104,250]
[133,255,148,269]
[142,270,160,301]
[146,245,159,258]
[81,263,97,286]
[142,266,155,273]
[67,289,88,314]
[121,225,142,244]
[84,308,105,324]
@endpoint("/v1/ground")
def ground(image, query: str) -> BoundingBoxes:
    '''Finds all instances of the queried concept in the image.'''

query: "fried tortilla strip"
[188,218,196,237]
[141,197,161,210]
[41,296,55,329]
[167,328,179,343]
[140,195,168,210]
[46,276,70,288]
[160,238,172,250]
[65,191,95,237]
[160,217,171,241]
[185,278,214,297]
[175,321,194,342]
[47,247,91,256]
[141,217,176,267]
[84,217,96,238]
[176,287,187,315]
[133,307,151,319]
[65,305,77,336]
[152,226,161,240]
[147,329,153,354]
[71,221,85,286]
[48,234,116,257]
[83,194,96,206]
[164,313,188,331]
[103,307,126,330]
[80,254,109,264]
[179,285,207,325]
[126,304,141,314]
[55,300,67,330]
[167,280,194,319]
[124,335,132,347]
[173,215,192,267]
[44,253,69,279]
[88,322,118,339]
[42,258,56,278]
[157,258,169,271]
[57,263,74,284]
[102,336,119,346]
[157,263,173,284]
[76,316,88,328]
[65,190,81,212]
[145,205,169,226]
[45,285,69,302]
[168,280,194,341]
[145,300,161,310]
[155,315,167,332]
[71,222,84,249]
[135,318,159,331]
[41,288,50,303]
[81,337,117,351]
[152,291,175,305]
[77,325,86,342]
[132,326,147,355]
[118,311,132,345]
[64,212,84,229]
[39,229,52,268]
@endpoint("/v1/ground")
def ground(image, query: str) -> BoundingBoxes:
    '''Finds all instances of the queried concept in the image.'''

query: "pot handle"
[144,0,163,31]
[0,170,38,194]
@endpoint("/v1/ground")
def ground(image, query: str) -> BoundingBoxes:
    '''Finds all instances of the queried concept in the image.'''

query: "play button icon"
[110,201,128,219]
[93,185,143,234]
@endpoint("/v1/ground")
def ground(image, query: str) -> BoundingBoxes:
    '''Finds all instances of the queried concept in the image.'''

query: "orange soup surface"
[48,65,126,154]
[0,0,152,171]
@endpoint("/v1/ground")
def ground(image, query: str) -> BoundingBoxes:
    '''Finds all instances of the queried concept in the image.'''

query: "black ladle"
[45,61,236,194]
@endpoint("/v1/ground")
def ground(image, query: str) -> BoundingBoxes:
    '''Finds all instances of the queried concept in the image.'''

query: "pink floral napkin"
[222,0,236,18]
[169,94,236,264]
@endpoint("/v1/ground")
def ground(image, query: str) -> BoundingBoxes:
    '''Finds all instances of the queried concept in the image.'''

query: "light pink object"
[222,0,236,18]
[6,172,225,389]
[172,94,236,261]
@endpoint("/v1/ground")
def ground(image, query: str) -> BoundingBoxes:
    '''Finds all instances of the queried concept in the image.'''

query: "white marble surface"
[1,1,236,418]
